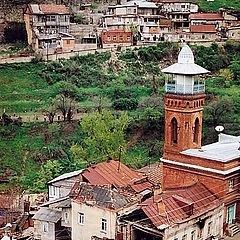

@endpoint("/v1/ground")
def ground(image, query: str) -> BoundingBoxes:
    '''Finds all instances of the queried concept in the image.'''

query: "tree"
[71,110,130,165]
[42,98,57,123]
[33,160,63,192]
[51,81,79,121]
[229,61,240,85]
[74,14,85,24]
[204,96,234,126]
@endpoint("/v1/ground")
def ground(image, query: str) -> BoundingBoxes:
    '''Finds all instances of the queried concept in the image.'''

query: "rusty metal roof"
[141,182,222,228]
[82,160,150,191]
[190,13,223,20]
[190,24,216,33]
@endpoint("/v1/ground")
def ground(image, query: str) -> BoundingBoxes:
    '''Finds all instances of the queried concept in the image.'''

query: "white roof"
[48,169,83,184]
[125,0,158,8]
[181,133,240,162]
[29,4,42,14]
[161,44,209,75]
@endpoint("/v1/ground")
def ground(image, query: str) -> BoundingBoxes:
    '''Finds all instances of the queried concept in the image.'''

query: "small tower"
[161,44,209,159]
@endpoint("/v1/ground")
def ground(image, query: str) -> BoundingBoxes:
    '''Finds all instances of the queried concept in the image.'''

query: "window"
[101,218,107,232]
[78,212,84,225]
[64,212,69,223]
[207,221,212,235]
[171,117,178,144]
[42,222,48,232]
[193,118,199,144]
[113,36,117,41]
[229,179,234,192]
[66,40,70,45]
[126,36,131,41]
[120,36,123,41]
[182,234,187,240]
[191,230,196,240]
[50,16,56,22]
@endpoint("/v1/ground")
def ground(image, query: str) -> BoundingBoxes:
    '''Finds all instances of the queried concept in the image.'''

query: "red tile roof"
[190,24,216,33]
[39,4,70,14]
[190,13,223,20]
[82,160,153,193]
[141,182,222,228]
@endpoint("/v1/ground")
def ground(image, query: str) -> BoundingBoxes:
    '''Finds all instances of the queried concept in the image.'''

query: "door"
[227,203,236,224]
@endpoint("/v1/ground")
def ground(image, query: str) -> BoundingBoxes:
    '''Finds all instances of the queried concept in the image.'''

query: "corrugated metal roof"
[182,133,240,162]
[190,24,216,33]
[82,160,144,188]
[141,182,221,228]
[33,207,61,223]
[125,0,158,8]
[190,13,223,20]
[48,169,83,184]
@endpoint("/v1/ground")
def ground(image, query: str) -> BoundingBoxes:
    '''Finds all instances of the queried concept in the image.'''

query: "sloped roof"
[82,160,146,188]
[190,24,216,33]
[48,169,83,184]
[28,4,70,15]
[141,182,221,228]
[190,13,223,20]
[33,207,61,223]
[157,0,194,3]
[71,182,137,210]
[161,44,209,75]
[182,133,240,162]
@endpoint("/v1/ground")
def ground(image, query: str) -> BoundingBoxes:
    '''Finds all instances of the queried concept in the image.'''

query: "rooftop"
[28,4,70,15]
[182,133,240,162]
[140,182,222,228]
[161,44,209,75]
[71,182,137,210]
[48,169,83,184]
[190,13,223,20]
[190,24,217,33]
[32,207,61,223]
[82,160,152,192]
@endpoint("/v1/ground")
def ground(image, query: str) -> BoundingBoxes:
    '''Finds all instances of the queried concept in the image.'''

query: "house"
[24,4,74,53]
[32,197,71,240]
[161,44,240,236]
[33,160,157,240]
[190,24,218,42]
[226,26,240,41]
[120,182,224,240]
[101,29,132,48]
[48,170,83,201]
[101,0,168,42]
[189,13,224,29]
[70,182,140,240]
[156,0,199,31]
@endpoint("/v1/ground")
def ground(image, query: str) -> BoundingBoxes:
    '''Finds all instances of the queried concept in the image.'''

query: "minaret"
[161,44,209,160]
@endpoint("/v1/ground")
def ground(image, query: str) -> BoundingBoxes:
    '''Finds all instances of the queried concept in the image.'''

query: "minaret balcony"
[165,83,205,95]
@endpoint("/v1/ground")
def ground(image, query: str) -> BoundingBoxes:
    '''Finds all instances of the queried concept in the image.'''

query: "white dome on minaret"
[178,44,194,64]
[161,44,209,75]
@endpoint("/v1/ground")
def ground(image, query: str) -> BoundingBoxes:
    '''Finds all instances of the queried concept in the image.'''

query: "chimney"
[172,195,193,216]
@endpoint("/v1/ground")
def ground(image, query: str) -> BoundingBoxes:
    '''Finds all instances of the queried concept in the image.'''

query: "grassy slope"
[0,63,49,114]
[192,0,240,12]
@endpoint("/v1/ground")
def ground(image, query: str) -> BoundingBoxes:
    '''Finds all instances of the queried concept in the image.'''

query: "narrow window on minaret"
[171,117,178,144]
[193,118,199,143]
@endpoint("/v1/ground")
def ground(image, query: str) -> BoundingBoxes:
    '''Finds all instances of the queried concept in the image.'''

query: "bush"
[112,98,138,110]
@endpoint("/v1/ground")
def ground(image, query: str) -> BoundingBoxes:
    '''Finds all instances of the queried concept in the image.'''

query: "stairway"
[228,224,240,237]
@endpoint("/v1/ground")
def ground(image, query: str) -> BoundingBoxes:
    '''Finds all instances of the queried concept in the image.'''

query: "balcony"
[165,83,205,94]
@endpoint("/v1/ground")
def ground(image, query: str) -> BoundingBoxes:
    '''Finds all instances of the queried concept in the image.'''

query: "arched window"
[171,117,178,144]
[193,118,200,143]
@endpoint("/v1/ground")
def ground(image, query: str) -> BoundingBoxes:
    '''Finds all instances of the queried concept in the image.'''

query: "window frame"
[42,222,49,233]
[101,218,107,232]
[78,212,84,225]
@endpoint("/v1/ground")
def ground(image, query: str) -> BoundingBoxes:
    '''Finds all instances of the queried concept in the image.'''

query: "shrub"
[112,98,138,110]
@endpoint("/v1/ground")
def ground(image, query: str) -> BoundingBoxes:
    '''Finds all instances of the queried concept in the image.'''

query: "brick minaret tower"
[162,44,209,160]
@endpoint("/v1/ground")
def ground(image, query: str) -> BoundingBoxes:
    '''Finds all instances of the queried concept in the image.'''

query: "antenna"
[215,125,224,133]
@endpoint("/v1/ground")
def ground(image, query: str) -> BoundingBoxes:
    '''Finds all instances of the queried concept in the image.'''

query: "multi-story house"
[120,182,224,240]
[24,4,75,53]
[156,0,199,31]
[101,0,170,42]
[189,13,224,29]
[161,43,240,236]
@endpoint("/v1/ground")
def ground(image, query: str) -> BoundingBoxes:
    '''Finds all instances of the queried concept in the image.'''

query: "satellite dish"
[215,125,224,133]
